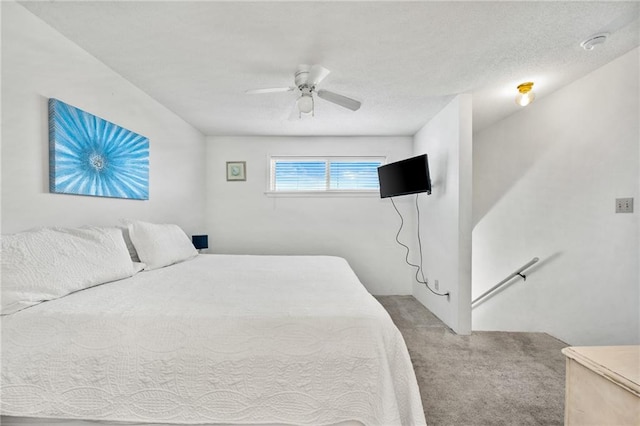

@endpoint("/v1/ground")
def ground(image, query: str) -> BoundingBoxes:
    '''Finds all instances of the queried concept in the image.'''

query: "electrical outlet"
[616,198,634,213]
[434,279,439,290]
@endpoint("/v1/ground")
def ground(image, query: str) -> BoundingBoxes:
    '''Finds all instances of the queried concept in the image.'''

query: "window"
[269,156,385,194]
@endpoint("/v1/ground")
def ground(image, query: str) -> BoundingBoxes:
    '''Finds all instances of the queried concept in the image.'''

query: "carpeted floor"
[377,295,568,426]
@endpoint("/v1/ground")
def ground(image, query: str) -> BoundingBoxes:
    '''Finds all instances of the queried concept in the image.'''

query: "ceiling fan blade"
[307,65,331,87]
[245,87,295,94]
[317,89,361,111]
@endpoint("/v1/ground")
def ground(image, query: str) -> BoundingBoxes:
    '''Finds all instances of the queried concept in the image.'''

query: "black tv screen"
[377,154,432,198]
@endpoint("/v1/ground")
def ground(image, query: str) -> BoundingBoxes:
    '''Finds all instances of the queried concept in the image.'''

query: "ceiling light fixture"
[515,82,535,107]
[297,92,314,114]
[580,33,609,51]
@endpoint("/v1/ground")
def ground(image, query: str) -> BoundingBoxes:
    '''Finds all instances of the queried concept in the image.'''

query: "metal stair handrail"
[472,257,540,307]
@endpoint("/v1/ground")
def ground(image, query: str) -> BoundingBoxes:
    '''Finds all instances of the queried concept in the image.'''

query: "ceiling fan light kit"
[246,64,361,118]
[297,93,314,115]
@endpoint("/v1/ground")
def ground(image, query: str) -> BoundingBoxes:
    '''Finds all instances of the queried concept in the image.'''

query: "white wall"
[205,136,416,295]
[412,95,473,335]
[1,2,206,235]
[473,48,639,345]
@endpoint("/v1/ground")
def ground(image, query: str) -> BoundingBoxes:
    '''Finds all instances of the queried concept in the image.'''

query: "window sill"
[264,190,381,198]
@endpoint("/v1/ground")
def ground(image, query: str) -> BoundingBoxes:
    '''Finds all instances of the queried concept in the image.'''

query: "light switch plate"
[615,198,633,213]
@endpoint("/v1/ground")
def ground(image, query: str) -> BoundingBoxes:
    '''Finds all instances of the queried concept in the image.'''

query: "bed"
[1,223,426,425]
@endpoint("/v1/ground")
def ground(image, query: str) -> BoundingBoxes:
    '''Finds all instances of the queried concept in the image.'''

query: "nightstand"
[562,345,639,425]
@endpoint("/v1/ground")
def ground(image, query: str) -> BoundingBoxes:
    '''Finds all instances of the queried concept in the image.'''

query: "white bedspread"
[1,255,425,425]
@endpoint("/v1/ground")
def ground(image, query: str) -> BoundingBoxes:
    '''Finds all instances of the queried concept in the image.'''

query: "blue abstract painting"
[49,99,149,200]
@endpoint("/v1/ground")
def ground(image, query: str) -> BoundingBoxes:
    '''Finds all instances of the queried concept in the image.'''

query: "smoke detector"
[580,33,609,51]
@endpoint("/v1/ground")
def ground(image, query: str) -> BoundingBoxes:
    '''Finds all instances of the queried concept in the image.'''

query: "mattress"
[1,255,425,425]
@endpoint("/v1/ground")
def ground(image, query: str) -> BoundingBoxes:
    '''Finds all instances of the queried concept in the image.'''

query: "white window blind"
[270,156,385,193]
[273,160,327,191]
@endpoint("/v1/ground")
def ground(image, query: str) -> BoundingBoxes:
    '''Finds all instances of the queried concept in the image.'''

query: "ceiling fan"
[245,64,362,118]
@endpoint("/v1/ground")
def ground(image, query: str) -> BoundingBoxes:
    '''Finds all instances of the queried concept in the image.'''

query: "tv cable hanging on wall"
[390,195,450,297]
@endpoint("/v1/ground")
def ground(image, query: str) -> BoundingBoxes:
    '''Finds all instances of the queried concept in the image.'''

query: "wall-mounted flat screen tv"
[377,154,431,198]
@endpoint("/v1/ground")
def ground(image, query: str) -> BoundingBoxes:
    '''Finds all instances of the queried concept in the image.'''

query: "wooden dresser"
[562,345,639,425]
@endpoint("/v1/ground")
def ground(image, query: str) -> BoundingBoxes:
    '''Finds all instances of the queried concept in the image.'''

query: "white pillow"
[127,221,197,270]
[1,227,136,315]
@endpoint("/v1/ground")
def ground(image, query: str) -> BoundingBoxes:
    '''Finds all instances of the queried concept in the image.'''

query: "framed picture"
[49,98,149,200]
[226,161,246,181]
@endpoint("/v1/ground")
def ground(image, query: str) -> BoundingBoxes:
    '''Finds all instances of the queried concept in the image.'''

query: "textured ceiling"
[17,1,640,136]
